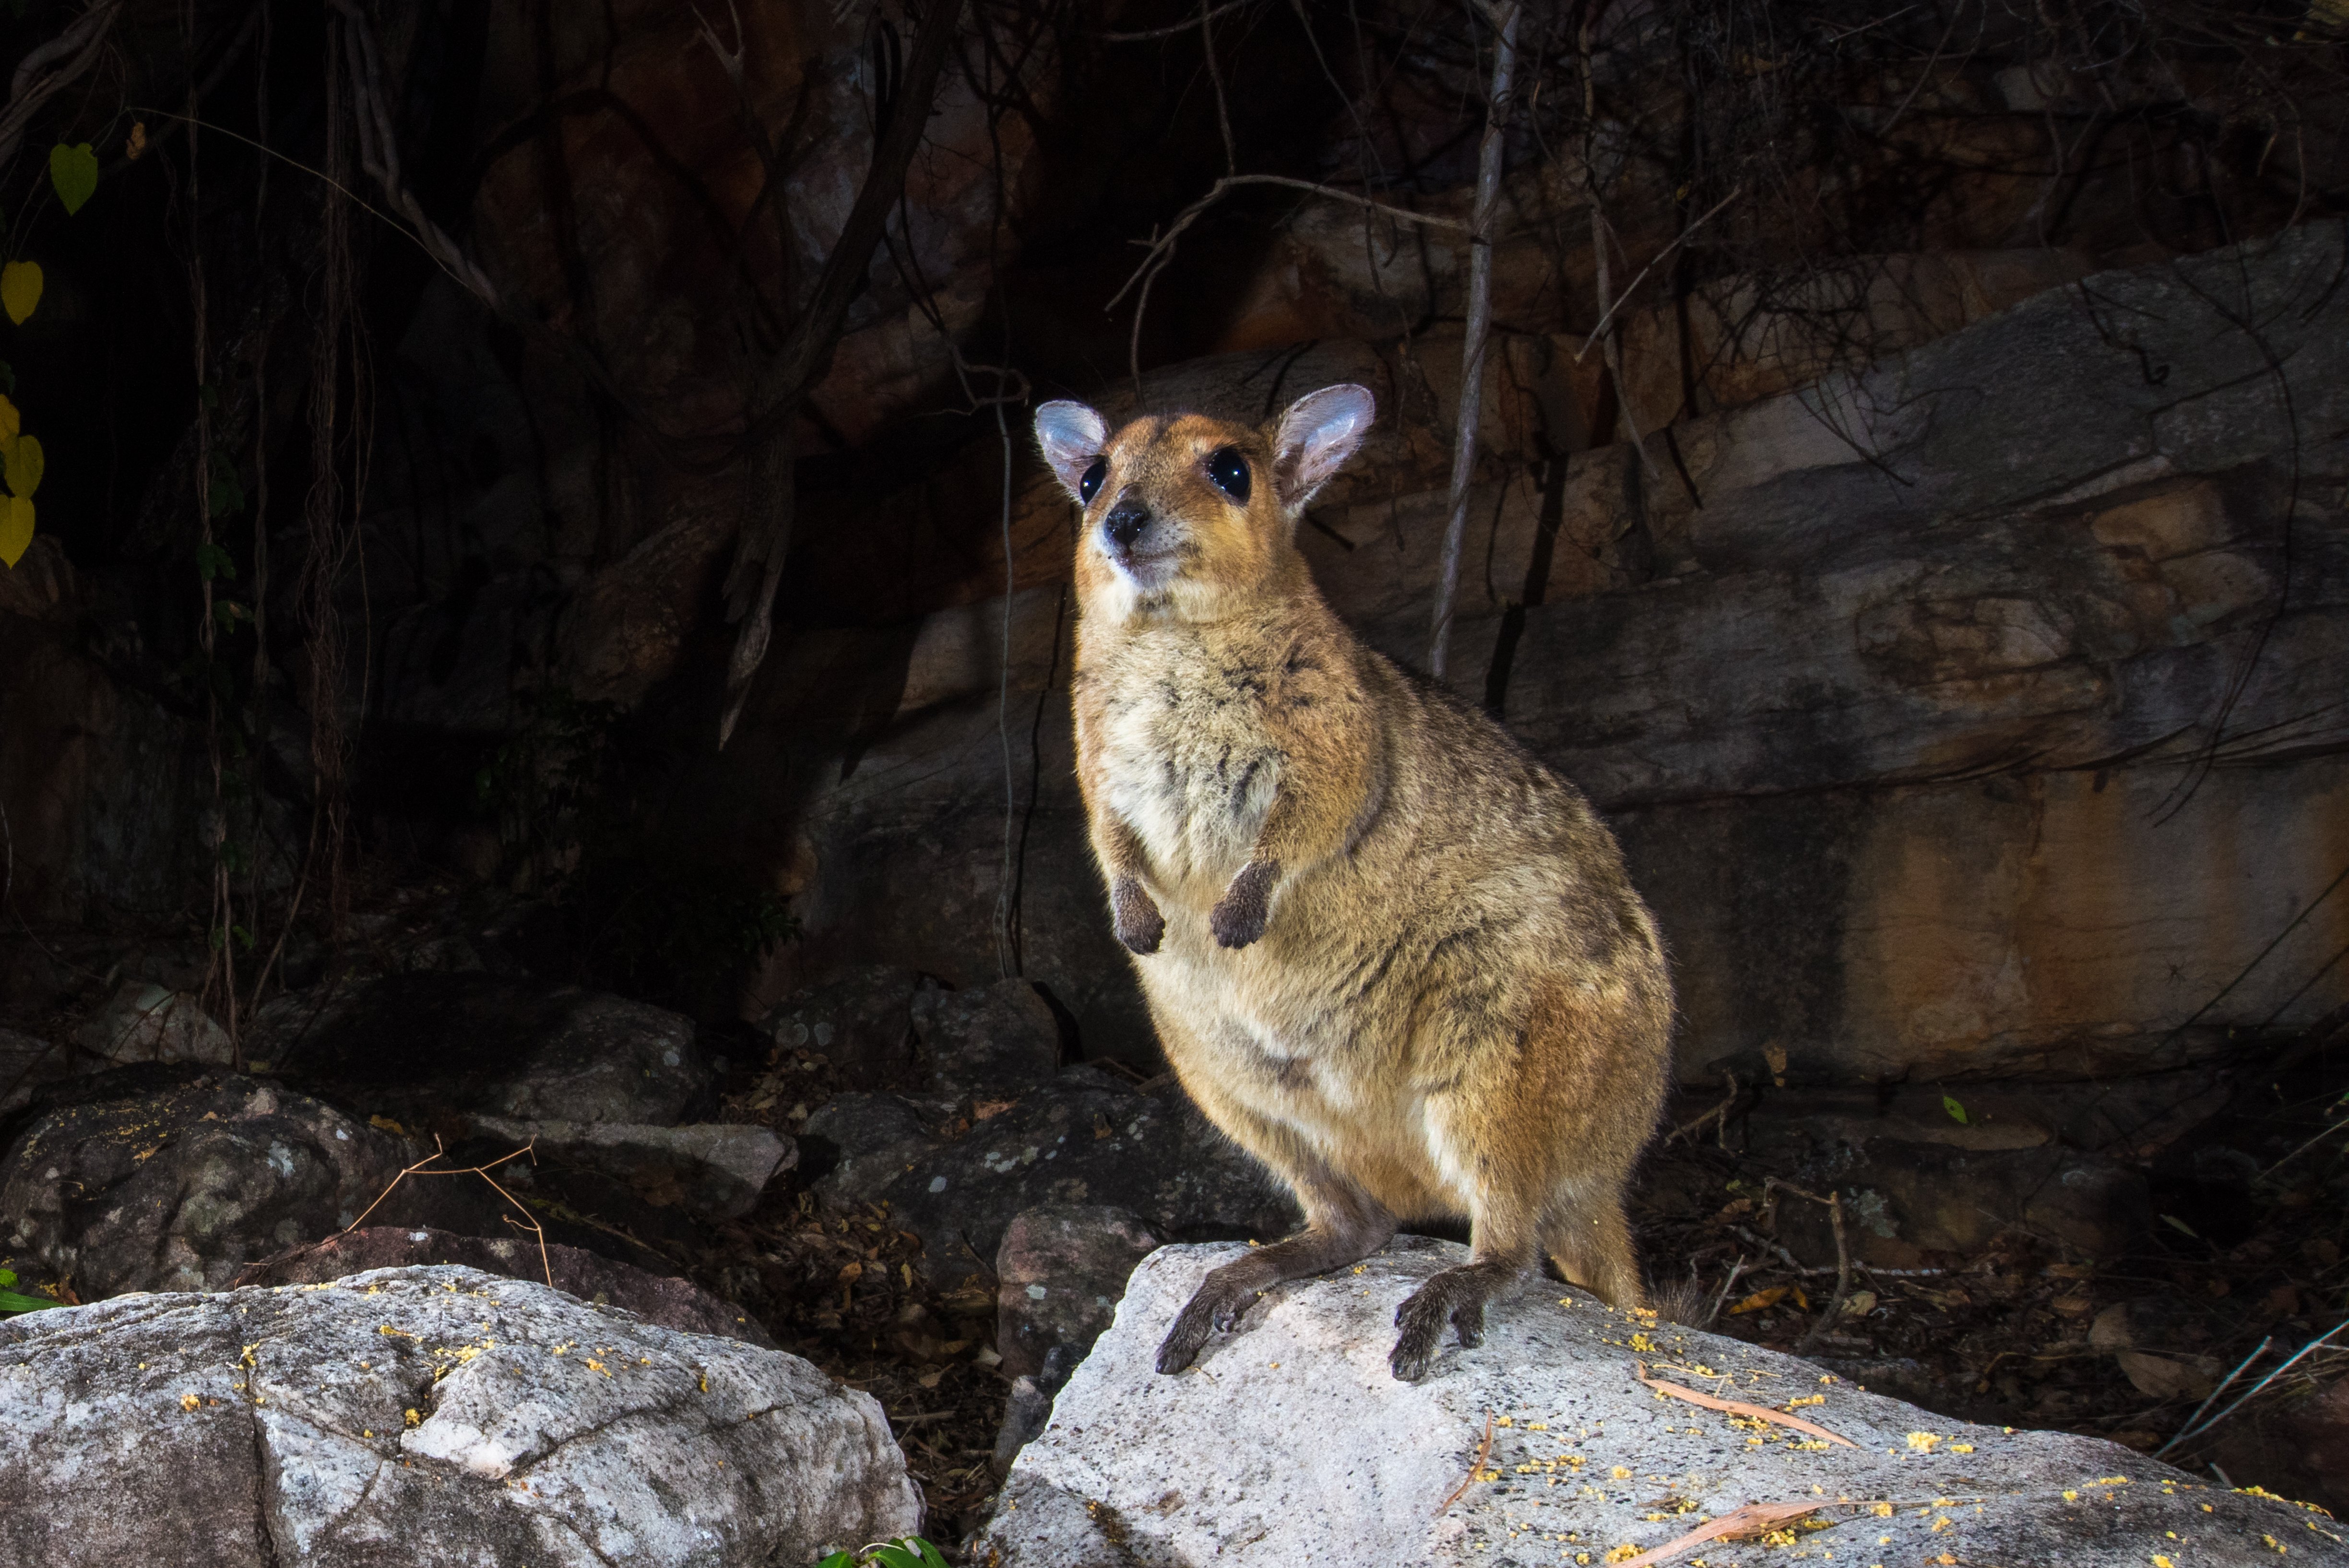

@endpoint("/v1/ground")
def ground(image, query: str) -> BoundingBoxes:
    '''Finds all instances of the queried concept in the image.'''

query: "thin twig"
[1110,173,1468,397]
[2164,1319,2348,1451]
[1573,186,1742,362]
[1436,1410,1497,1512]
[2154,1336,2272,1459]
[1102,0,1256,42]
[339,1138,553,1287]
[1668,1071,1741,1145]
[1634,1360,1856,1447]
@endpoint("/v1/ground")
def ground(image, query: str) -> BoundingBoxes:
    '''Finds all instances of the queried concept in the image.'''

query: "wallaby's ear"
[1272,383,1376,510]
[1034,400,1111,503]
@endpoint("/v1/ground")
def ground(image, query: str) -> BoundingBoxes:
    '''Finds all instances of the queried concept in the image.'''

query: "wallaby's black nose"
[1105,497,1152,550]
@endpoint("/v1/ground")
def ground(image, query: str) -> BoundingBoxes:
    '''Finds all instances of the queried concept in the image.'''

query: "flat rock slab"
[974,1239,2349,1567]
[0,1264,918,1565]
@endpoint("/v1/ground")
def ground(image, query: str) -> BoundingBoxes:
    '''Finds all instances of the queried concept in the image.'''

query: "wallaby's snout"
[1103,492,1153,553]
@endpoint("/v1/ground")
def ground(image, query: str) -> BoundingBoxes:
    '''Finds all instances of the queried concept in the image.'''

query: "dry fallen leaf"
[1608,1501,1823,1568]
[1727,1286,1790,1316]
[2115,1350,2218,1401]
[1634,1362,1855,1447]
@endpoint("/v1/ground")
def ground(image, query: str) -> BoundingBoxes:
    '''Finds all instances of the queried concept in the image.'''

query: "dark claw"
[1156,1280,1246,1374]
[1389,1285,1450,1382]
[1210,859,1279,950]
[1113,879,1165,956]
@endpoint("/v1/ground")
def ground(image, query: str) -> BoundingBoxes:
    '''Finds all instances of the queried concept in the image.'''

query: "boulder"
[870,1069,1297,1280]
[229,1226,774,1347]
[255,972,713,1128]
[0,1071,481,1296]
[974,1238,2349,1567]
[910,977,1063,1104]
[0,1264,918,1564]
[75,981,234,1068]
[800,1092,939,1211]
[991,1204,1162,1472]
[465,1116,794,1220]
[758,965,922,1088]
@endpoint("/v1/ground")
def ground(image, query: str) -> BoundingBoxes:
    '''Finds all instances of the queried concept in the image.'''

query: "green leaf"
[0,1268,15,1287]
[213,598,249,633]
[909,1539,949,1568]
[2161,1213,2200,1239]
[1942,1095,1968,1125]
[196,542,237,581]
[863,1548,919,1568]
[811,1555,854,1568]
[207,472,246,518]
[0,1288,54,1313]
[48,142,97,216]
[0,261,41,325]
[5,431,43,499]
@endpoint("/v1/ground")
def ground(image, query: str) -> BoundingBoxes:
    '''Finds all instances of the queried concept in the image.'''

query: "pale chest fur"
[1087,630,1288,888]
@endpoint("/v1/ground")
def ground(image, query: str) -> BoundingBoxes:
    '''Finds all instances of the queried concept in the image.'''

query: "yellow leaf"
[0,395,18,442]
[6,433,41,498]
[1728,1286,1790,1315]
[0,261,41,325]
[0,495,30,568]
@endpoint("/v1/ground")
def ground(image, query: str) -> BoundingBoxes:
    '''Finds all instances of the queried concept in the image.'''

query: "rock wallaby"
[1034,383,1674,1381]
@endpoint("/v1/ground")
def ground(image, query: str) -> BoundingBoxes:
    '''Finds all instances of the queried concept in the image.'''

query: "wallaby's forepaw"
[1209,858,1281,950]
[1389,1282,1484,1382]
[1155,1278,1251,1374]
[1112,877,1164,955]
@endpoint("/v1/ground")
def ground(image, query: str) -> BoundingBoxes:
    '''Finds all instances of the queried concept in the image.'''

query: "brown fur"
[1034,385,1674,1380]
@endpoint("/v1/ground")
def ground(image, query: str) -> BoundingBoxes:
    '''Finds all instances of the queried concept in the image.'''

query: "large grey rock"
[465,1116,794,1220]
[76,982,234,1067]
[231,1227,775,1348]
[910,977,1062,1103]
[800,1092,940,1211]
[0,1264,918,1564]
[257,973,712,1128]
[975,1238,2349,1567]
[758,965,921,1089]
[0,1073,470,1296]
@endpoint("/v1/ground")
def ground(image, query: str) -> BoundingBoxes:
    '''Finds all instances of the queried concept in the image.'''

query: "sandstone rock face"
[230,1226,775,1347]
[0,1264,918,1565]
[0,1073,435,1295]
[761,226,2349,1083]
[259,973,712,1127]
[974,1239,2348,1567]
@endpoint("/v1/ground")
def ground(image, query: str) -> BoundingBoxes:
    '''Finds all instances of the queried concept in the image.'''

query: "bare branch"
[1427,0,1521,681]
[0,0,125,177]
[718,0,972,747]
[328,0,498,306]
[1102,0,1258,44]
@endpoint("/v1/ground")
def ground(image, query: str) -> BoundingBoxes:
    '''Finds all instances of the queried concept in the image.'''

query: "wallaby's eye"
[1206,446,1250,503]
[1079,457,1108,505]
